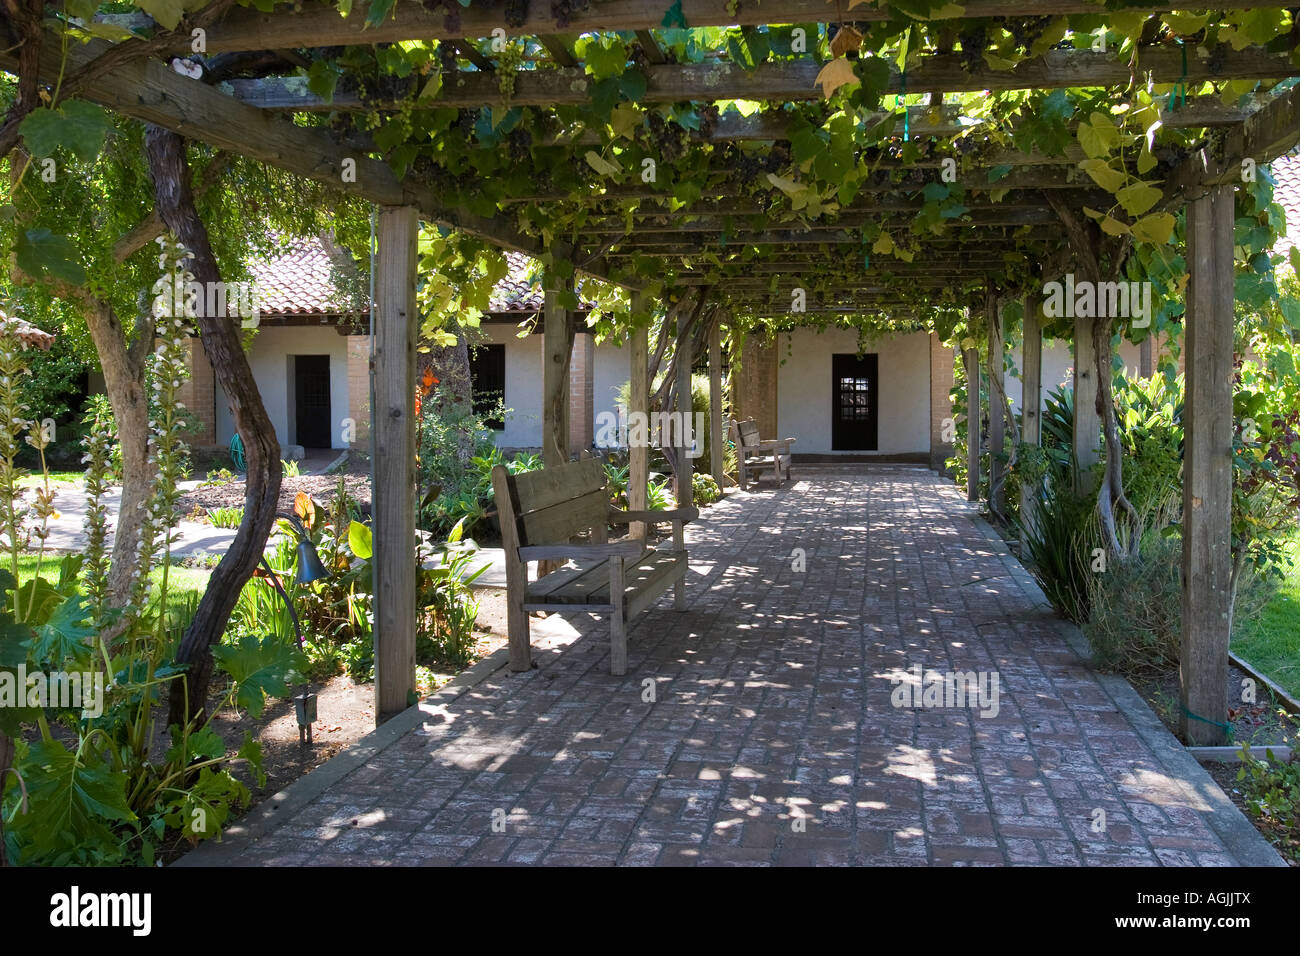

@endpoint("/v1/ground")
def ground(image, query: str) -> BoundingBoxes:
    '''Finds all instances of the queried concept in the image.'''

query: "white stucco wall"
[483,325,543,448]
[1005,337,1146,412]
[775,328,932,455]
[592,340,629,431]
[215,326,351,449]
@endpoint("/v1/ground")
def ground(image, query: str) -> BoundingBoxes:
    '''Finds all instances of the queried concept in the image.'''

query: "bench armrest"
[755,438,796,451]
[517,541,644,562]
[608,506,699,524]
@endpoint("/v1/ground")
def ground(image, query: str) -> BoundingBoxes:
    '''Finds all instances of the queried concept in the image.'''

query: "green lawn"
[7,552,211,612]
[1233,531,1300,701]
[17,472,85,487]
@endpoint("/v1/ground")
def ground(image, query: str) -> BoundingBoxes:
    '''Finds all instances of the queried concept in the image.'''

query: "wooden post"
[628,294,650,542]
[1181,184,1235,746]
[986,292,1005,518]
[674,307,693,610]
[963,346,980,502]
[372,205,418,724]
[709,317,726,490]
[1020,294,1043,549]
[1139,335,1154,378]
[542,280,572,469]
[1073,309,1101,494]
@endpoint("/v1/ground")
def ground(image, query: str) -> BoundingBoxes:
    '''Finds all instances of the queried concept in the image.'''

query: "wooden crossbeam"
[536,34,578,67]
[227,47,1299,110]
[587,208,1059,234]
[1164,82,1300,203]
[0,32,634,288]
[164,1,1300,55]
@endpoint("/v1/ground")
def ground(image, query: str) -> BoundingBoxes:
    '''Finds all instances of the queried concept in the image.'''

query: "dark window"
[469,344,506,430]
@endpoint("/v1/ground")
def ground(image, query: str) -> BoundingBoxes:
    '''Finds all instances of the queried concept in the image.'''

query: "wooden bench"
[491,458,698,676]
[730,418,796,489]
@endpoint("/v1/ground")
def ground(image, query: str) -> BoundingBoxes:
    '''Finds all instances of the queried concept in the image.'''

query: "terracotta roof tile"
[250,238,593,317]
[0,308,56,350]
[1272,150,1300,260]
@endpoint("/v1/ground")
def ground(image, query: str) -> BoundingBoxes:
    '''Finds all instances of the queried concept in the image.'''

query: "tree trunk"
[146,126,283,728]
[79,297,153,607]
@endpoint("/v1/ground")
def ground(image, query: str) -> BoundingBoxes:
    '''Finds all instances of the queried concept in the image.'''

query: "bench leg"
[506,597,532,672]
[610,558,627,675]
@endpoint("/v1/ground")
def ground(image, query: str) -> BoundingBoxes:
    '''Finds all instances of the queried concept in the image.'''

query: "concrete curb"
[175,644,517,866]
[965,508,1286,868]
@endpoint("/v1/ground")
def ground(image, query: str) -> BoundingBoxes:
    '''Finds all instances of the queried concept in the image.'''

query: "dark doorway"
[294,355,332,448]
[469,343,506,430]
[831,353,878,451]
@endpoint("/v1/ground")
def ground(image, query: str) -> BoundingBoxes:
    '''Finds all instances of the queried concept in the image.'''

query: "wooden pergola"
[7,1,1300,742]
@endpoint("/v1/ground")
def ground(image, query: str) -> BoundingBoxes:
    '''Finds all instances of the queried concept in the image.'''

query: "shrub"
[206,506,244,529]
[1083,532,1183,675]
[692,472,721,505]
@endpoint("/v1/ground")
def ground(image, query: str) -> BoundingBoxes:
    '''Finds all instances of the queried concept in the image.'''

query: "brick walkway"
[185,466,1280,867]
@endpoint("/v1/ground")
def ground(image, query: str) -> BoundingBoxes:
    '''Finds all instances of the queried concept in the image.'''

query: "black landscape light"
[258,512,333,745]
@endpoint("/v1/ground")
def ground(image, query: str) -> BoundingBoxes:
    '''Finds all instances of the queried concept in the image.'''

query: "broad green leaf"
[133,0,187,30]
[31,596,96,669]
[1131,212,1176,245]
[13,738,135,862]
[348,520,373,559]
[609,103,643,139]
[306,60,340,103]
[19,101,112,162]
[872,231,895,255]
[1078,158,1127,193]
[15,229,86,285]
[1099,215,1131,237]
[584,150,623,179]
[1115,181,1162,217]
[212,633,307,718]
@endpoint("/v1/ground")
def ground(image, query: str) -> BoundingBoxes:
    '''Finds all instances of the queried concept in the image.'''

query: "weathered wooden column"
[986,292,1005,518]
[1020,293,1043,548]
[673,305,693,610]
[709,315,726,490]
[1073,306,1101,493]
[628,293,650,542]
[542,274,573,469]
[963,345,980,502]
[1181,183,1235,746]
[675,307,695,510]
[372,205,418,724]
[1139,335,1154,378]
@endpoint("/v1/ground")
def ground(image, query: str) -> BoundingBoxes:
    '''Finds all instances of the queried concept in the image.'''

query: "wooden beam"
[964,345,981,503]
[372,204,419,724]
[536,34,578,67]
[635,30,667,65]
[228,47,1300,110]
[628,295,650,542]
[542,277,572,468]
[0,33,636,288]
[172,2,1300,58]
[1181,183,1235,747]
[585,207,1061,234]
[673,304,693,610]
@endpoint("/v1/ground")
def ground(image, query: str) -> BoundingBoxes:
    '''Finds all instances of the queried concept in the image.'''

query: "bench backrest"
[732,418,762,451]
[491,457,609,552]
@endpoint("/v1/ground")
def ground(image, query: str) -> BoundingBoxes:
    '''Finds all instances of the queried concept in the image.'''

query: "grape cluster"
[957,26,987,73]
[645,111,690,164]
[438,41,459,73]
[551,0,572,29]
[507,127,533,164]
[629,42,652,74]
[504,0,529,29]
[734,153,766,186]
[1207,43,1228,75]
[1007,16,1052,50]
[697,104,720,140]
[452,108,479,143]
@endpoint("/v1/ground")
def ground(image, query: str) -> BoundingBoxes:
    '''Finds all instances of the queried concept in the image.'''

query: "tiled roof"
[250,238,592,317]
[248,236,365,316]
[1272,151,1300,260]
[0,308,56,350]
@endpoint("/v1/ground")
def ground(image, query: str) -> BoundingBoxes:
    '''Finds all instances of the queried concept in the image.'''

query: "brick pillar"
[347,333,371,449]
[929,332,955,472]
[178,336,216,446]
[568,332,593,454]
[735,331,777,437]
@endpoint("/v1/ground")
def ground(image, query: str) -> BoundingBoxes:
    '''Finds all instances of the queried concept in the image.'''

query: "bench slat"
[520,487,609,544]
[513,457,605,515]
[584,550,684,607]
[526,558,605,600]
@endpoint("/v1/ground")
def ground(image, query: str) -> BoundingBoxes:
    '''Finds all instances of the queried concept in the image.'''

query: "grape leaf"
[15,229,86,285]
[19,101,112,162]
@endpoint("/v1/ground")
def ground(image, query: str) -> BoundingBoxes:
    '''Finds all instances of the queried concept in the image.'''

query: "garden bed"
[181,450,372,517]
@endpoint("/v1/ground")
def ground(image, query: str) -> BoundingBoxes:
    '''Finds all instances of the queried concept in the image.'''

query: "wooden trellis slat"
[226,47,1300,111]
[158,0,1300,55]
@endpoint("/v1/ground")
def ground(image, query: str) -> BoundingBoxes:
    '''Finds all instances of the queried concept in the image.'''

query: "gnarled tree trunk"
[146,126,283,728]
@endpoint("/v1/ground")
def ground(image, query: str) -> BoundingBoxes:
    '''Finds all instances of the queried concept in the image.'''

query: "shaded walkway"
[184,466,1280,866]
